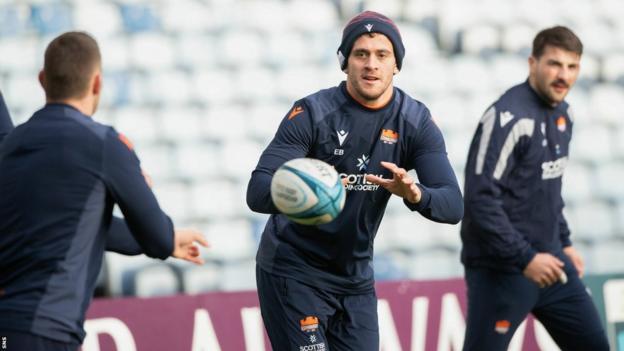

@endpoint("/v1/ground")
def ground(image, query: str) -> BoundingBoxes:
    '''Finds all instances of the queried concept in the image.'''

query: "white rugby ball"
[270,158,346,225]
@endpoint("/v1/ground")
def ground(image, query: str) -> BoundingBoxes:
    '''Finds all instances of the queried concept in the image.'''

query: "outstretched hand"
[365,161,421,203]
[172,229,209,265]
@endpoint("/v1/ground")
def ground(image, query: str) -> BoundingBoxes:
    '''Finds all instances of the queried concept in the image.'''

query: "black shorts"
[256,265,379,351]
[0,330,78,351]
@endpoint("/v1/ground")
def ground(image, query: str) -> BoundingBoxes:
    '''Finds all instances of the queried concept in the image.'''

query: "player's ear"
[92,72,101,96]
[393,66,399,75]
[38,70,46,90]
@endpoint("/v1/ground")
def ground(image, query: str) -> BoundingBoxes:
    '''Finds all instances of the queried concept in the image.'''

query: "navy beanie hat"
[337,11,405,71]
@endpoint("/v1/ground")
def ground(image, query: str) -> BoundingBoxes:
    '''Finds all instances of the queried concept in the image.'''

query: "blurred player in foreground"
[247,11,463,350]
[460,26,609,350]
[0,32,208,351]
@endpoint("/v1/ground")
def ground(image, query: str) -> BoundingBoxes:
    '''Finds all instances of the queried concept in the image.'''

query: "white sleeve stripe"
[475,106,496,175]
[493,118,535,180]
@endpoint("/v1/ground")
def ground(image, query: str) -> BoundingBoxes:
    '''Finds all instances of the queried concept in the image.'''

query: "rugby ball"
[270,158,346,225]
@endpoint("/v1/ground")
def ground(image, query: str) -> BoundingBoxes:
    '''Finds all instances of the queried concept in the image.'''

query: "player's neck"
[345,84,394,110]
[46,97,95,117]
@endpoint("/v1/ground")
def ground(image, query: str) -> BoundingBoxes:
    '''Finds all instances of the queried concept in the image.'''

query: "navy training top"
[0,103,174,344]
[461,80,573,272]
[247,82,463,294]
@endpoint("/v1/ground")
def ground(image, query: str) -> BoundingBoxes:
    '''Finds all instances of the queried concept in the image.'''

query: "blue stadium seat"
[103,253,154,296]
[562,163,593,205]
[30,3,73,36]
[181,264,221,294]
[0,4,27,36]
[602,53,624,85]
[174,141,219,180]
[219,259,256,291]
[374,253,409,281]
[161,0,211,33]
[202,220,256,262]
[590,240,624,273]
[102,71,132,108]
[567,201,616,243]
[594,164,624,202]
[152,181,192,223]
[133,264,180,297]
[74,2,122,38]
[461,23,500,56]
[113,107,162,143]
[119,3,160,33]
[408,249,461,280]
[129,34,175,70]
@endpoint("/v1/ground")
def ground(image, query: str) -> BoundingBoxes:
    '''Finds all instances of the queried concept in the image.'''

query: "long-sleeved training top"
[0,103,174,344]
[247,81,463,294]
[461,80,573,272]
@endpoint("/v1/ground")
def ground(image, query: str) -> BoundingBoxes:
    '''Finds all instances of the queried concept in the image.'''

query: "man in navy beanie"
[248,10,463,350]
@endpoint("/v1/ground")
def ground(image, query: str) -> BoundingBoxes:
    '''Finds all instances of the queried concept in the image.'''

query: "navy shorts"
[0,330,78,351]
[462,254,609,351]
[256,265,379,351]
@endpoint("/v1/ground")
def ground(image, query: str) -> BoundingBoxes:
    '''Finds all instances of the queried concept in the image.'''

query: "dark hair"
[43,31,101,100]
[532,26,583,58]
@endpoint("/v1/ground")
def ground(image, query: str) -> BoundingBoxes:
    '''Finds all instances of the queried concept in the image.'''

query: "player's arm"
[106,217,207,264]
[246,102,313,214]
[405,113,463,223]
[0,91,15,144]
[367,111,463,224]
[464,106,537,268]
[102,130,205,261]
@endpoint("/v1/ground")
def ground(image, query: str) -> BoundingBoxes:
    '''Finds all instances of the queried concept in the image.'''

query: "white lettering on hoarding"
[436,293,465,351]
[378,299,402,351]
[192,309,222,351]
[241,307,266,351]
[508,320,527,351]
[534,319,561,351]
[411,297,429,351]
[82,318,137,351]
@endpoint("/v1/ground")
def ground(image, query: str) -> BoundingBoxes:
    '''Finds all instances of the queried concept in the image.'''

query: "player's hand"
[365,161,421,203]
[172,229,209,265]
[563,246,584,278]
[523,253,565,288]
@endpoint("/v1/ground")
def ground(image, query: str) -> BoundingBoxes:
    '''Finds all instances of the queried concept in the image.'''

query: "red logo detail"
[288,106,304,120]
[380,129,398,144]
[118,133,134,150]
[556,116,566,132]
[495,320,511,334]
[300,316,319,332]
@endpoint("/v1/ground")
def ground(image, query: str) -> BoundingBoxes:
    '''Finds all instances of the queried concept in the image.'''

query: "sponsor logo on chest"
[542,156,568,179]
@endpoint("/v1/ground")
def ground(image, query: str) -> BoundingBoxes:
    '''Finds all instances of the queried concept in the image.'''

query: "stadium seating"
[2,0,624,296]
[133,264,180,297]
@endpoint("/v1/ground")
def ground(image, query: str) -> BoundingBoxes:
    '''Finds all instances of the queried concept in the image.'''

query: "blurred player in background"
[0,91,13,143]
[0,32,208,351]
[247,11,463,350]
[460,26,609,350]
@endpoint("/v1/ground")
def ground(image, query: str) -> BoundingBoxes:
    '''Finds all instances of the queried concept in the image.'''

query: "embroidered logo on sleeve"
[288,106,304,120]
[118,133,134,150]
[556,116,567,132]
